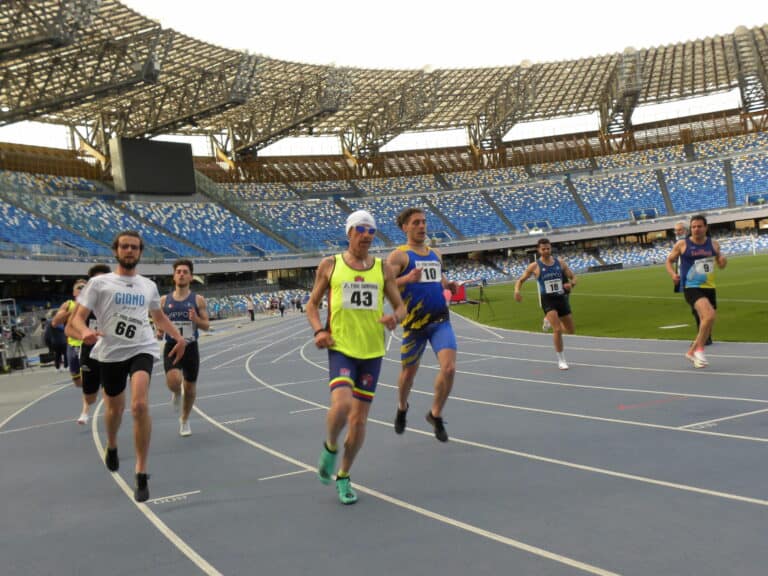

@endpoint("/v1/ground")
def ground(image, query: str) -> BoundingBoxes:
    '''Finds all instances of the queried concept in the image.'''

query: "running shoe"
[335,476,358,505]
[693,349,709,366]
[134,473,150,503]
[542,318,552,332]
[171,392,181,413]
[558,360,569,370]
[394,404,408,434]
[104,446,119,472]
[317,444,337,485]
[685,352,706,369]
[426,412,448,442]
[179,419,191,437]
[76,412,89,425]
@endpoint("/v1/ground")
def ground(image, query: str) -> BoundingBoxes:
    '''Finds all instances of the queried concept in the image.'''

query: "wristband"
[314,328,327,337]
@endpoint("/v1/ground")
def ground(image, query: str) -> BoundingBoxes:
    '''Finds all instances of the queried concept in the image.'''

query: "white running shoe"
[693,349,709,366]
[179,419,191,437]
[558,359,569,370]
[542,318,552,332]
[686,352,706,369]
[77,412,89,425]
[171,392,181,413]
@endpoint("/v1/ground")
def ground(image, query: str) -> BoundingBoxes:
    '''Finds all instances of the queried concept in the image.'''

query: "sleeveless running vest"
[536,258,566,295]
[162,291,199,342]
[397,246,448,331]
[679,237,717,289]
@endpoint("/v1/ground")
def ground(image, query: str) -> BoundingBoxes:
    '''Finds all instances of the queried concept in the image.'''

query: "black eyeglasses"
[118,244,140,250]
[75,285,86,290]
[354,225,376,235]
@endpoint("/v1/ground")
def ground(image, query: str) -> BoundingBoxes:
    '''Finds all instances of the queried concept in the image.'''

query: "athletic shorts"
[400,320,457,368]
[327,349,383,403]
[540,293,572,317]
[684,287,717,310]
[99,354,155,398]
[163,340,200,383]
[80,345,101,396]
[67,345,81,378]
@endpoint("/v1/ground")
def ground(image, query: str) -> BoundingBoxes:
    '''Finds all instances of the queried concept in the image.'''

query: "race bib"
[694,257,715,275]
[103,312,144,342]
[415,260,441,283]
[173,320,195,342]
[341,282,379,310]
[544,279,563,294]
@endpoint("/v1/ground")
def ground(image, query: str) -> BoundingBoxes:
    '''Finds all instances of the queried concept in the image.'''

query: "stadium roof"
[1,0,767,165]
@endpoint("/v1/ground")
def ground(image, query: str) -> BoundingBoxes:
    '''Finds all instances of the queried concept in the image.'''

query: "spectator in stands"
[666,215,726,369]
[388,207,459,442]
[307,210,405,504]
[70,230,186,502]
[514,238,577,370]
[673,221,711,345]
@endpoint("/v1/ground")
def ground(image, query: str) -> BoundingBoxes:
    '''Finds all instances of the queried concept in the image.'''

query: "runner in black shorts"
[515,238,577,370]
[159,259,209,437]
[65,264,111,425]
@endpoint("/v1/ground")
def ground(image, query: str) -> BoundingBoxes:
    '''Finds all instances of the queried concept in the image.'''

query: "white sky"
[1,1,764,155]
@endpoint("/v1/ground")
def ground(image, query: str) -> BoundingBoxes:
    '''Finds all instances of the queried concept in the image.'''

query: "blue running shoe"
[317,444,337,485]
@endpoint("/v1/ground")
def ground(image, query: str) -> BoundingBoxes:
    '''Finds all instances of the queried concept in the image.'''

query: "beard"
[117,255,139,270]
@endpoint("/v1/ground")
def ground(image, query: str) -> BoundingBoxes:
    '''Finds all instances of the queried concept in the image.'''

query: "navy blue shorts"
[327,350,383,403]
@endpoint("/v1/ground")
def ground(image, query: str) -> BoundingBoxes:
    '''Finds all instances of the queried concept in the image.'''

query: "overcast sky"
[1,1,764,152]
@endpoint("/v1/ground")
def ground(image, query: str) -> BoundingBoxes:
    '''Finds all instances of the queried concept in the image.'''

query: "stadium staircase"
[480,190,517,233]
[564,176,594,224]
[194,171,300,253]
[654,169,676,215]
[723,159,736,207]
[422,196,464,240]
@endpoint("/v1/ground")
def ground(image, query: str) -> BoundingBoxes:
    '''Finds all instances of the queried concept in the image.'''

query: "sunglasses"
[354,225,376,235]
[75,285,86,290]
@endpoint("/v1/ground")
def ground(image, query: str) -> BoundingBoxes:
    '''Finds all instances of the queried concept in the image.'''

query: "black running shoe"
[134,473,150,503]
[394,404,408,434]
[426,412,448,442]
[705,336,713,346]
[104,447,119,472]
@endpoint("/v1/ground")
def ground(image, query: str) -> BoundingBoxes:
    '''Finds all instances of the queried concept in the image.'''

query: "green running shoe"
[336,476,358,505]
[317,444,337,485]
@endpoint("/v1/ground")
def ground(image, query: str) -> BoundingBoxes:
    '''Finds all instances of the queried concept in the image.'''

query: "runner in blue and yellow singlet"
[307,210,405,505]
[666,214,726,368]
[387,207,459,443]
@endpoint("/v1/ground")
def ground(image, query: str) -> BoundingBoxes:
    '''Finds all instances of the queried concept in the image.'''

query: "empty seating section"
[1,169,98,195]
[662,160,728,212]
[595,146,686,170]
[442,166,529,188]
[346,195,452,243]
[731,153,768,205]
[694,132,768,159]
[600,244,670,267]
[120,201,287,256]
[291,180,353,197]
[354,174,437,196]
[223,182,299,201]
[488,181,586,229]
[444,258,507,284]
[425,191,510,237]
[529,158,592,176]
[251,199,357,251]
[0,198,109,256]
[574,169,666,223]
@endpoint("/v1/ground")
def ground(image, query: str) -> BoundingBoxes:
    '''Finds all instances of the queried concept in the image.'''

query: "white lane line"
[259,470,311,482]
[0,384,68,431]
[0,416,82,435]
[299,345,768,500]
[147,490,202,504]
[289,407,324,415]
[659,324,689,330]
[210,329,303,370]
[222,417,256,425]
[456,349,768,379]
[679,408,768,430]
[271,344,304,364]
[197,363,620,576]
[91,402,223,576]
